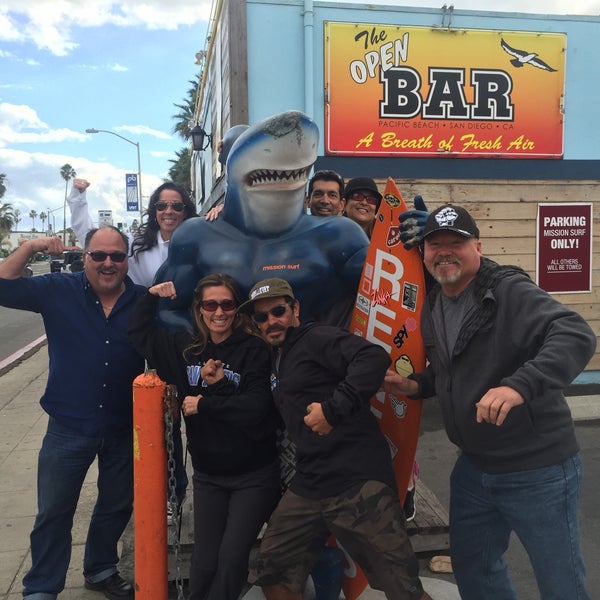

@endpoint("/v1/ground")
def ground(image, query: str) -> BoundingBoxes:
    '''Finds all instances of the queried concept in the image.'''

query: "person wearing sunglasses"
[0,228,146,600]
[68,180,198,287]
[239,277,432,600]
[128,273,280,600]
[69,180,198,515]
[341,177,383,238]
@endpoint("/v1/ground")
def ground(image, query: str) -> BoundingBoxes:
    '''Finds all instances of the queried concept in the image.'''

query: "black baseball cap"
[423,204,480,239]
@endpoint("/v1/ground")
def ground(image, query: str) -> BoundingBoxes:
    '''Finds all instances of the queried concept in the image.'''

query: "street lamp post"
[46,206,61,236]
[85,128,143,223]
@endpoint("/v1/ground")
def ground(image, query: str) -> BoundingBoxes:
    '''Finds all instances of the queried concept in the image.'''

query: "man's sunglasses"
[155,202,185,212]
[251,303,290,324]
[86,251,127,263]
[200,299,237,312]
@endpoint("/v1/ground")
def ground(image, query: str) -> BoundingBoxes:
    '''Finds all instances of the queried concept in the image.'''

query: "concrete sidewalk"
[0,346,459,600]
[0,344,134,600]
[2,345,598,599]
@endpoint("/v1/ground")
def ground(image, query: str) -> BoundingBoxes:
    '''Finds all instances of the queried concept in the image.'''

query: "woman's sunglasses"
[155,202,185,212]
[200,299,237,312]
[348,192,378,207]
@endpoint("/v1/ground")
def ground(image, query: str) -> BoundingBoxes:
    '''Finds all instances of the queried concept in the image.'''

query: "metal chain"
[164,384,185,600]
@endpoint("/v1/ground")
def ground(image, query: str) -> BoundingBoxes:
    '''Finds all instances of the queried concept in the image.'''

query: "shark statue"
[154,110,369,330]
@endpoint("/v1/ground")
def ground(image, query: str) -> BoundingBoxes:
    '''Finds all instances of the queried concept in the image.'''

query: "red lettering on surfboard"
[370,287,391,306]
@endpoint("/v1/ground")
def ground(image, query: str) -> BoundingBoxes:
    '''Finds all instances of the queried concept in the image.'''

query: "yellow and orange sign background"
[324,23,566,158]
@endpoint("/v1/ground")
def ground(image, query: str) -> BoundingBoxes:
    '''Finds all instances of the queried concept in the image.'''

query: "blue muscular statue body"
[154,110,369,330]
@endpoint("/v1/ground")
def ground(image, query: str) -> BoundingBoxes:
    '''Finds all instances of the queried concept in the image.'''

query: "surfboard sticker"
[342,177,427,600]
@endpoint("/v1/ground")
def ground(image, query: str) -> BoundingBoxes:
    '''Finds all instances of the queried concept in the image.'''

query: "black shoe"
[84,572,134,599]
[403,486,416,522]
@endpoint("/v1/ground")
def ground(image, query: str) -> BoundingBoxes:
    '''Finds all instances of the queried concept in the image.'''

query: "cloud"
[0,102,48,134]
[115,125,172,140]
[73,63,129,72]
[0,148,164,226]
[0,1,212,56]
[4,0,600,58]
[0,102,87,148]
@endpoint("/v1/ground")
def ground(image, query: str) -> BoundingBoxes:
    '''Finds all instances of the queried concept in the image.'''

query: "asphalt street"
[415,396,600,599]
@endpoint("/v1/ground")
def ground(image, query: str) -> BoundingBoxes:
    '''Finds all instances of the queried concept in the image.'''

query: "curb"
[0,335,47,377]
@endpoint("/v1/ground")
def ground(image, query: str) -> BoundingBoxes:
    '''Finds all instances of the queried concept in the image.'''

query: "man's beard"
[432,260,462,286]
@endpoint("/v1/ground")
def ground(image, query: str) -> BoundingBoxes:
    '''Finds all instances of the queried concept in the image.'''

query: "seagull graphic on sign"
[500,38,557,72]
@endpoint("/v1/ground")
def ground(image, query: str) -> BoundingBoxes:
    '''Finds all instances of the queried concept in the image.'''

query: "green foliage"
[60,164,76,182]
[167,147,192,190]
[60,164,76,244]
[0,201,16,246]
[172,74,201,141]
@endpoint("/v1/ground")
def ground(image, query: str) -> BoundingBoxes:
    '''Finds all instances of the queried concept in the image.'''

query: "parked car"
[49,256,63,273]
[49,248,83,273]
[63,250,83,272]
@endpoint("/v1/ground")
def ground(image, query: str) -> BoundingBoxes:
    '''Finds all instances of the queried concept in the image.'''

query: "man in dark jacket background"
[384,204,596,600]
[242,277,431,600]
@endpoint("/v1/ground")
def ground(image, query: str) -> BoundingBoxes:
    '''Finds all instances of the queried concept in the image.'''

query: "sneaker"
[403,486,416,522]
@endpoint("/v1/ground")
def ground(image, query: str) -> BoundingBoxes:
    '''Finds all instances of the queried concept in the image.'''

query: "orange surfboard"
[341,177,427,600]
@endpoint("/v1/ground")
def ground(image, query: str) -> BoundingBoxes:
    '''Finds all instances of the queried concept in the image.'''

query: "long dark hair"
[183,273,254,361]
[130,182,198,260]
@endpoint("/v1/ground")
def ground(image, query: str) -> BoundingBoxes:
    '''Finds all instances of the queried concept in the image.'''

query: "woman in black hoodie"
[129,273,280,600]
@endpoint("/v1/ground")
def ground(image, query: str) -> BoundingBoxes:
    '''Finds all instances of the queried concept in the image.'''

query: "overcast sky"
[1,0,599,232]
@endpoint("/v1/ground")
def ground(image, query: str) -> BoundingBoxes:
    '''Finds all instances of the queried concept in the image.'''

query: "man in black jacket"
[241,278,431,600]
[384,204,596,600]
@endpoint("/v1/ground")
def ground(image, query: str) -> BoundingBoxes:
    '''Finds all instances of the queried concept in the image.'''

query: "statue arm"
[153,222,203,332]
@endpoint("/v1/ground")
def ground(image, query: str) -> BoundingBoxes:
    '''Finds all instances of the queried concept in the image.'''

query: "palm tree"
[39,211,47,233]
[0,202,16,247]
[170,77,199,201]
[29,209,38,231]
[0,173,6,200]
[167,148,192,190]
[14,208,20,230]
[172,75,200,141]
[60,164,76,243]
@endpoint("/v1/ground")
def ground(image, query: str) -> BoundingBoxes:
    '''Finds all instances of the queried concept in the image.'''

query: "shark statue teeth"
[246,167,311,187]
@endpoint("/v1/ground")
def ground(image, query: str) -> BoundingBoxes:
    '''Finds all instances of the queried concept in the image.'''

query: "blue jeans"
[450,452,590,600]
[23,417,133,599]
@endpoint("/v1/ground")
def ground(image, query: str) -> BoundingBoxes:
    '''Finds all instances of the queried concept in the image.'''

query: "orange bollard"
[133,369,168,600]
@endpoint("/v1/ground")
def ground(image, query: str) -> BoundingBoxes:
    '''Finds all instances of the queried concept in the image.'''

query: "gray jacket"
[413,258,596,473]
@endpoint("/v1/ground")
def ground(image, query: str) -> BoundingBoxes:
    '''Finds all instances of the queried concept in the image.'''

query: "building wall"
[243,1,600,160]
[194,1,600,376]
[1,230,51,252]
[390,177,599,373]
